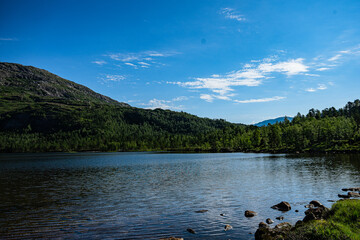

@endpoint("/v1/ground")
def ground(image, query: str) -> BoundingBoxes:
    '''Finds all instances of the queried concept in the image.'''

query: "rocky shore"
[159,187,360,240]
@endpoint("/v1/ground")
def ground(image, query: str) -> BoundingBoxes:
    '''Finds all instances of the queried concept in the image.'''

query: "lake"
[0,152,359,239]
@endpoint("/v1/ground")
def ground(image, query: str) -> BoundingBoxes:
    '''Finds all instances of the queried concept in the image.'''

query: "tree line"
[1,100,360,153]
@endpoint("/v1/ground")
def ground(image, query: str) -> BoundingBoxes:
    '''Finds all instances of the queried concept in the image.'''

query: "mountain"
[0,62,129,107]
[254,116,293,127]
[0,62,237,152]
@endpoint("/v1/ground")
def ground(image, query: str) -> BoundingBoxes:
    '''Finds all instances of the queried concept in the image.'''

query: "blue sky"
[1,0,360,124]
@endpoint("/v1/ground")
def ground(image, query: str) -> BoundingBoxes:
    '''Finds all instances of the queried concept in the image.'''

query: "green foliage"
[289,200,360,240]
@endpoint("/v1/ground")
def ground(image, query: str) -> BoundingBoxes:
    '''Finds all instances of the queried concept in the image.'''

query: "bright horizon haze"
[1,0,360,124]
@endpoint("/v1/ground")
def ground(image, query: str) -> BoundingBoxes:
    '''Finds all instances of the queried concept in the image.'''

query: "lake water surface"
[0,152,359,239]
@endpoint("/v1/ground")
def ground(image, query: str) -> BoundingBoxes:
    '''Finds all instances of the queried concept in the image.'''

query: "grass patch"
[289,199,360,240]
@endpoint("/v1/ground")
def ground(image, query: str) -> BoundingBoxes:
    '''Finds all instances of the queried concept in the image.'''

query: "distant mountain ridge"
[254,116,293,127]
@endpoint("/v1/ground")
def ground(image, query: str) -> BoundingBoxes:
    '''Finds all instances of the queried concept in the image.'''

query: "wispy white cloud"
[0,37,17,41]
[124,62,138,68]
[339,50,351,54]
[317,84,327,90]
[221,8,246,22]
[304,73,320,77]
[138,61,150,66]
[104,50,179,69]
[200,93,234,102]
[316,67,331,71]
[328,54,342,62]
[100,74,126,83]
[172,96,189,101]
[305,84,328,92]
[200,94,214,102]
[258,58,309,75]
[326,46,360,63]
[141,96,188,110]
[305,88,316,92]
[170,57,309,102]
[234,96,285,104]
[92,60,107,65]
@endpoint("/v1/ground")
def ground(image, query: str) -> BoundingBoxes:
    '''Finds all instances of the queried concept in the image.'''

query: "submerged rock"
[245,210,257,217]
[342,187,360,192]
[194,209,208,213]
[159,237,184,240]
[271,201,291,211]
[186,228,195,234]
[224,224,233,231]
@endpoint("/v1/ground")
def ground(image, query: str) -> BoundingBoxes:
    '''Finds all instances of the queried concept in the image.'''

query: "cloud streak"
[92,60,107,65]
[100,74,126,83]
[220,8,246,22]
[234,96,285,103]
[105,50,179,69]
[0,38,17,41]
[141,96,188,110]
[305,84,328,92]
[170,57,309,101]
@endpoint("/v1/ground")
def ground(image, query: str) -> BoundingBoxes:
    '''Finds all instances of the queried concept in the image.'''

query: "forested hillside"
[0,62,236,152]
[1,62,360,153]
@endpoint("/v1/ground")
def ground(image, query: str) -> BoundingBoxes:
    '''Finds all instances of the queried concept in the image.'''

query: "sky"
[1,0,360,124]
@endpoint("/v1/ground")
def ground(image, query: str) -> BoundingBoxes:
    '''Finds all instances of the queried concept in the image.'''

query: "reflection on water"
[0,152,359,239]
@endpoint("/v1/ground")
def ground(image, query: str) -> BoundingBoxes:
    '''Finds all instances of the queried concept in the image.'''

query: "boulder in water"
[266,218,274,224]
[224,224,233,231]
[245,210,257,217]
[271,201,291,211]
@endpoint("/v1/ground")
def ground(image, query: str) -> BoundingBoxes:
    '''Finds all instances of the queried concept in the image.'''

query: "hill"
[0,62,237,152]
[254,116,293,127]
